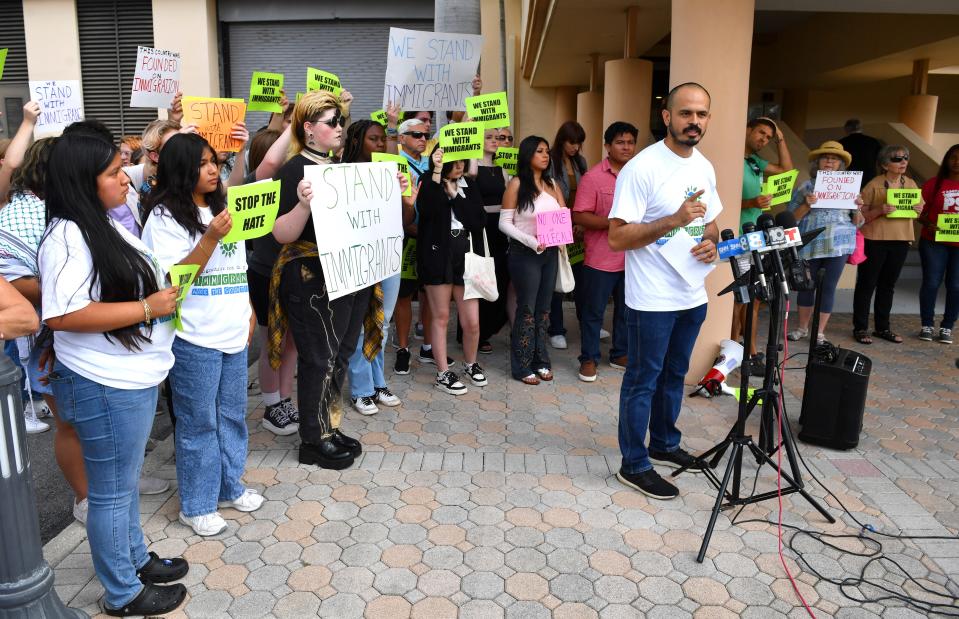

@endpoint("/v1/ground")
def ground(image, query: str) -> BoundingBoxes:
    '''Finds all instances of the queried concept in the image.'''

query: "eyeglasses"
[496,135,514,142]
[403,131,429,139]
[889,155,909,163]
[315,113,346,129]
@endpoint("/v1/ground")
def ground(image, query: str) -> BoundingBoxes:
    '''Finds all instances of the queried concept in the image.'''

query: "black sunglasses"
[889,155,909,163]
[316,113,346,129]
[403,131,429,139]
[496,135,514,142]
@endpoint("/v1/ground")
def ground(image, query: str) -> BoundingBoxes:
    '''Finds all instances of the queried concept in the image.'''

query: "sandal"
[872,330,903,344]
[536,368,553,381]
[519,374,541,385]
[853,330,872,345]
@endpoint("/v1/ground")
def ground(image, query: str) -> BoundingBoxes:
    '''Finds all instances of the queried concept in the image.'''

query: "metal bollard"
[0,351,85,618]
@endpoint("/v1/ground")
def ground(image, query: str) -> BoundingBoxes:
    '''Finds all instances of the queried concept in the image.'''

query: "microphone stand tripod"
[673,264,835,563]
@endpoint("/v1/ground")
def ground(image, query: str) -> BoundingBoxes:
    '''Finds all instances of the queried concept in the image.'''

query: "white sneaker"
[24,415,50,434]
[139,475,170,495]
[73,498,88,524]
[218,489,264,513]
[33,400,53,419]
[374,387,401,407]
[599,328,611,340]
[179,511,228,536]
[352,396,379,415]
[549,335,568,349]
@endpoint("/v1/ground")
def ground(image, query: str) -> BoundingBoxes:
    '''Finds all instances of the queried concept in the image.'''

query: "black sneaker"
[103,583,187,617]
[394,348,411,375]
[262,402,298,436]
[748,353,766,377]
[435,370,468,395]
[615,468,679,499]
[464,362,488,387]
[649,448,705,474]
[280,398,299,423]
[418,347,454,367]
[137,552,189,584]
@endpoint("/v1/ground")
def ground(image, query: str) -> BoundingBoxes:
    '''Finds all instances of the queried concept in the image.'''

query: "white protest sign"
[812,170,863,209]
[30,80,83,136]
[130,46,181,108]
[305,162,404,300]
[383,27,483,112]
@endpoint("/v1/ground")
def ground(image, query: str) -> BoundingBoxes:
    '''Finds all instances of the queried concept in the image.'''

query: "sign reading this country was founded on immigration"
[247,72,285,113]
[130,46,181,108]
[439,122,483,162]
[383,27,483,112]
[811,170,863,209]
[181,97,247,152]
[304,162,404,300]
[464,91,510,129]
[221,179,282,243]
[30,80,84,136]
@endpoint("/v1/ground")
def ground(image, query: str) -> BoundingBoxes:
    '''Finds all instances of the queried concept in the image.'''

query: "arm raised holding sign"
[224,121,250,188]
[0,101,40,207]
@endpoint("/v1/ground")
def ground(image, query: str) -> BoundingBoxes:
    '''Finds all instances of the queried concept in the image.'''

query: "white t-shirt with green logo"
[142,205,251,354]
[609,140,722,312]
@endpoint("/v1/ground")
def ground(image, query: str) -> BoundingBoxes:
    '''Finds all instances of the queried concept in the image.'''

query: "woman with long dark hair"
[500,136,564,384]
[40,133,187,616]
[918,143,959,344]
[141,133,262,537]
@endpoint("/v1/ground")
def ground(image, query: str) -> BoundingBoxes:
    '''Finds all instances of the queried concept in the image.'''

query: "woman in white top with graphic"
[141,133,262,538]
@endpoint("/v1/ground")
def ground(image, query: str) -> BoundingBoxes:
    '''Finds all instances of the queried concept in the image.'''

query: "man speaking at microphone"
[608,82,722,499]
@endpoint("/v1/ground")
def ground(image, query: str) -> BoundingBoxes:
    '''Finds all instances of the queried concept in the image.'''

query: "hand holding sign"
[761,169,798,207]
[30,80,84,136]
[130,46,181,109]
[248,71,285,113]
[885,188,922,219]
[371,153,412,197]
[205,209,233,242]
[812,170,863,209]
[536,209,574,248]
[439,122,483,162]
[221,180,282,243]
[168,264,199,331]
[181,97,247,152]
[147,286,180,318]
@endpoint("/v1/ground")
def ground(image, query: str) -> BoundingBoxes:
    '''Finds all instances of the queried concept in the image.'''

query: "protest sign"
[181,97,247,152]
[439,122,483,162]
[371,153,412,197]
[221,180,281,243]
[936,214,959,243]
[30,80,83,136]
[383,27,483,111]
[248,71,284,113]
[885,188,921,219]
[169,263,200,331]
[401,239,418,280]
[130,46,180,109]
[371,108,402,126]
[493,147,518,175]
[811,170,863,209]
[536,209,574,248]
[761,169,798,207]
[0,48,7,81]
[307,68,342,95]
[567,242,585,266]
[465,91,510,129]
[304,162,404,300]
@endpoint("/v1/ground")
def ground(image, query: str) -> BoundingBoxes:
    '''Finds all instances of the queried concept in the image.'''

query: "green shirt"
[741,154,768,229]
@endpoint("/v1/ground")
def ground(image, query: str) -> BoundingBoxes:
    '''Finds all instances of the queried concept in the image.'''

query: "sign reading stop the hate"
[536,209,574,248]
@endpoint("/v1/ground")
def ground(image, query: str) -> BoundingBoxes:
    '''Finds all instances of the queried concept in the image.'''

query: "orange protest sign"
[181,97,247,152]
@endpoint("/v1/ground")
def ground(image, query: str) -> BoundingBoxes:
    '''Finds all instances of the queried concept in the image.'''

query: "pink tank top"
[514,190,561,238]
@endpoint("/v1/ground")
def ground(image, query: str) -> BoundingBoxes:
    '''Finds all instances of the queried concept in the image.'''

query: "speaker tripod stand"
[674,267,835,563]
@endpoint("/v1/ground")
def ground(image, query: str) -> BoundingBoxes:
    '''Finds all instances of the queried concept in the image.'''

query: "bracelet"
[141,297,153,323]
[386,127,398,137]
[198,239,212,257]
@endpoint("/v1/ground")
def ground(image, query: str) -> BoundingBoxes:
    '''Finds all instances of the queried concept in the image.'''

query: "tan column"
[152,0,220,97]
[898,95,938,144]
[577,91,605,168]
[669,0,755,380]
[782,88,808,140]
[554,86,579,130]
[23,0,82,82]
[603,59,653,147]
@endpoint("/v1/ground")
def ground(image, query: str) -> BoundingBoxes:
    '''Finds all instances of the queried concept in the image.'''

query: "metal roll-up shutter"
[226,19,433,130]
[76,0,158,139]
[0,1,28,138]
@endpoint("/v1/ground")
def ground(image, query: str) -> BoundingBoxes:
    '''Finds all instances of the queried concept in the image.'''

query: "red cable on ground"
[779,300,816,618]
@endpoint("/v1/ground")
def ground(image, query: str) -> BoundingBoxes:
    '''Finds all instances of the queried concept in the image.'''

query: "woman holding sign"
[39,134,187,616]
[142,133,263,538]
[854,145,924,345]
[918,144,959,344]
[500,136,564,385]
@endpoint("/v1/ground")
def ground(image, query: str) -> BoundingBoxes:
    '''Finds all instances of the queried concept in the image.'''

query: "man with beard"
[607,83,722,499]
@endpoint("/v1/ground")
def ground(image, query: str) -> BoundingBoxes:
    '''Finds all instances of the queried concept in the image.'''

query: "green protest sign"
[169,263,200,331]
[248,71,284,113]
[761,169,798,207]
[307,68,342,95]
[886,188,921,219]
[221,179,282,243]
[0,49,8,81]
[371,153,412,197]
[465,91,510,129]
[438,122,483,162]
[494,147,518,175]
[567,242,585,266]
[401,239,418,280]
[935,214,959,242]
[371,108,402,127]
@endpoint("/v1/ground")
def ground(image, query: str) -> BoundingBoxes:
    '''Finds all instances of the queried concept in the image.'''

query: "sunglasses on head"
[889,155,909,163]
[496,135,514,142]
[403,131,428,139]
[315,113,346,129]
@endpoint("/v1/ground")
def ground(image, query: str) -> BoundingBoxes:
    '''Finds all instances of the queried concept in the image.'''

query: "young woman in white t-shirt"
[39,133,187,617]
[141,133,262,538]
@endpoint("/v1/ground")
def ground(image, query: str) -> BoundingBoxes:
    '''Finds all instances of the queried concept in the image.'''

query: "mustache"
[684,125,701,133]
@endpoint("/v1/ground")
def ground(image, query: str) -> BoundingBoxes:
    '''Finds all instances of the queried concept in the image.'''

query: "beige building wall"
[23,0,82,82]
[152,0,220,98]
[480,0,505,94]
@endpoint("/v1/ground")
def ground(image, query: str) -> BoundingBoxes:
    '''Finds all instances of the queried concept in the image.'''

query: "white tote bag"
[463,229,499,301]
[554,244,575,293]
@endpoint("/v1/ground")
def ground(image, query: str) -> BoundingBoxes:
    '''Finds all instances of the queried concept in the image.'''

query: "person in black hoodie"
[417,144,488,395]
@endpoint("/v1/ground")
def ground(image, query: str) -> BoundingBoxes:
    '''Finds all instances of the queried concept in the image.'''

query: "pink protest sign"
[536,209,574,248]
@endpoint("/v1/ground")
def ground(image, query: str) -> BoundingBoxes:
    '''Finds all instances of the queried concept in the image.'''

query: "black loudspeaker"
[798,347,871,450]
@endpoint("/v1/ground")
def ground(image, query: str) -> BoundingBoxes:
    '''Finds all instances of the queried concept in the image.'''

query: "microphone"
[757,213,789,296]
[741,222,769,301]
[775,211,814,291]
[720,229,750,304]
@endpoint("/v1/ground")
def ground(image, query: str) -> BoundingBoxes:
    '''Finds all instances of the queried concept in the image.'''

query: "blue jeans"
[349,274,401,398]
[919,238,959,329]
[797,255,847,313]
[618,304,707,474]
[169,337,248,517]
[578,266,627,363]
[509,244,558,378]
[48,362,155,608]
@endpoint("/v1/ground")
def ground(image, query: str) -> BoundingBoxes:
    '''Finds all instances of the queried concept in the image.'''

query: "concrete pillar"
[577,91,604,168]
[603,58,653,148]
[782,88,808,140]
[23,0,81,82]
[898,95,938,145]
[554,86,578,131]
[669,0,755,380]
[152,0,220,97]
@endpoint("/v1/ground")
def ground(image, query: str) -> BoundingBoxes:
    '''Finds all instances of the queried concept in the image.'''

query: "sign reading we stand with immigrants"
[384,28,483,112]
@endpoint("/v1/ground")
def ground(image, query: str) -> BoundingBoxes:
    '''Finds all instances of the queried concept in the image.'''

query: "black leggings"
[852,239,909,333]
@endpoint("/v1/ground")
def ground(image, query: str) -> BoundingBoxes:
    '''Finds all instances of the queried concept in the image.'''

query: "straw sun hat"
[807,141,852,167]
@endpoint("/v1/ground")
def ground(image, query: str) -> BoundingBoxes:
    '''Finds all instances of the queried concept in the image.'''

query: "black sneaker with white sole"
[648,448,705,473]
[464,362,488,386]
[418,347,454,367]
[394,348,411,374]
[262,401,298,436]
[435,370,468,395]
[615,468,679,499]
